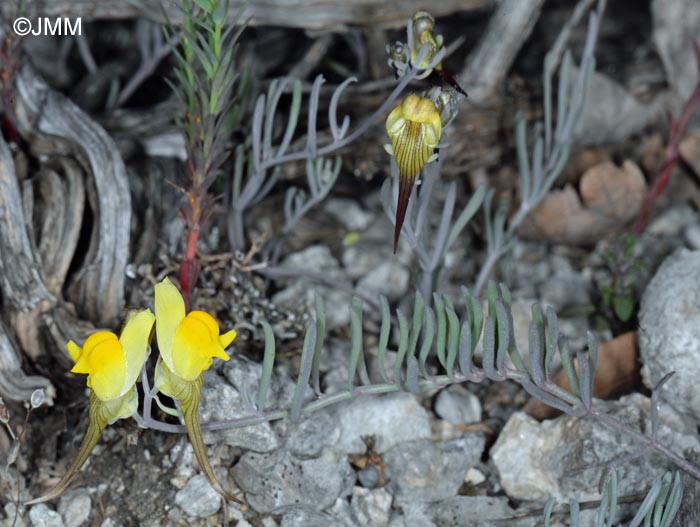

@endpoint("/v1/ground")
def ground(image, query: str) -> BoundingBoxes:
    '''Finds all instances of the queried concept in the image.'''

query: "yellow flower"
[153,277,242,504]
[68,309,155,405]
[25,309,155,506]
[154,277,235,381]
[385,93,442,252]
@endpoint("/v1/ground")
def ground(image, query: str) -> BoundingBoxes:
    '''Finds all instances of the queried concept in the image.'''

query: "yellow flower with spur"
[153,277,242,504]
[385,93,442,252]
[25,309,155,505]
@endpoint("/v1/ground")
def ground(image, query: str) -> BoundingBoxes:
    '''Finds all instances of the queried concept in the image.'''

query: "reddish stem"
[635,43,700,233]
[178,150,203,308]
[180,224,200,309]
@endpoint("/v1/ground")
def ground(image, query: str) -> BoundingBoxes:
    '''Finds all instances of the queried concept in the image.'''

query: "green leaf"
[193,0,216,13]
[623,233,637,258]
[613,293,634,322]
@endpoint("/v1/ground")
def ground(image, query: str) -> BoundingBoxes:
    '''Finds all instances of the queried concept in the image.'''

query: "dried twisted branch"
[0,20,132,399]
[14,63,131,326]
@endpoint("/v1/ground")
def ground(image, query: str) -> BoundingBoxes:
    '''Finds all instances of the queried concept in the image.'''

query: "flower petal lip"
[70,331,126,402]
[67,340,82,362]
[154,277,186,373]
[219,328,237,349]
[400,94,442,132]
[118,308,155,397]
[171,310,233,381]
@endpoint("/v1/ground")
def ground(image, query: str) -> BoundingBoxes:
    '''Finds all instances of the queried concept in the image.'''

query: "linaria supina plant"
[21,3,690,521]
[381,13,480,294]
[25,310,155,505]
[226,9,454,254]
[153,277,242,504]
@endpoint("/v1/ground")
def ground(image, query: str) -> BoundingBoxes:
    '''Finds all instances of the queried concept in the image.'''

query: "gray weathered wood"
[14,63,131,326]
[459,0,546,103]
[0,135,53,313]
[24,159,85,297]
[0,135,55,403]
[1,0,492,30]
[0,318,55,404]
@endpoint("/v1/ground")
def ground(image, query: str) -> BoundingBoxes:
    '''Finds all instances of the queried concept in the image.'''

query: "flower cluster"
[383,10,466,252]
[26,278,240,505]
[387,11,445,80]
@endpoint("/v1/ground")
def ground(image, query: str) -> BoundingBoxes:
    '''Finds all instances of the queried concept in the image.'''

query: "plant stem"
[634,65,700,232]
[591,409,700,480]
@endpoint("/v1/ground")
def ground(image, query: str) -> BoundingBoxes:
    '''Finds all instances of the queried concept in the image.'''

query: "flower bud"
[30,389,45,409]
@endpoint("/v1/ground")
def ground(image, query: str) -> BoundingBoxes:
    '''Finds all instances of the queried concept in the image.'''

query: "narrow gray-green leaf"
[587,331,598,387]
[555,50,572,141]
[418,306,436,378]
[446,184,486,252]
[543,53,554,157]
[483,316,497,380]
[458,318,472,377]
[577,351,592,410]
[407,292,425,364]
[515,117,531,201]
[263,78,288,159]
[445,305,460,378]
[653,474,672,526]
[543,499,555,527]
[520,379,576,416]
[290,320,316,421]
[311,293,326,395]
[529,320,544,386]
[251,94,265,170]
[559,340,580,398]
[434,292,447,368]
[651,372,675,440]
[628,478,663,527]
[256,320,276,411]
[277,79,302,157]
[659,473,682,527]
[377,295,391,382]
[462,287,483,354]
[544,306,559,378]
[568,499,580,527]
[405,356,421,394]
[495,300,510,376]
[531,135,544,199]
[347,297,363,388]
[306,75,325,155]
[329,77,356,141]
[393,310,409,384]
